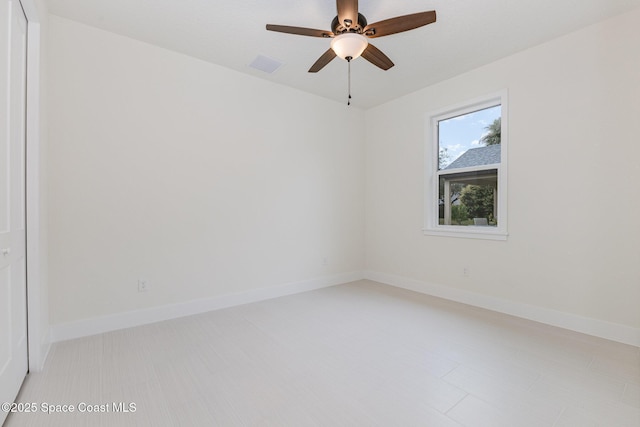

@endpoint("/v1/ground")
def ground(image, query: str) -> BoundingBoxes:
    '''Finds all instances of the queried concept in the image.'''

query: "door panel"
[0,0,28,424]
[0,1,8,236]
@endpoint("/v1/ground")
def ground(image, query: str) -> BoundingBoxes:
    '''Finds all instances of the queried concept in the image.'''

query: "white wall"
[365,8,640,335]
[47,16,365,327]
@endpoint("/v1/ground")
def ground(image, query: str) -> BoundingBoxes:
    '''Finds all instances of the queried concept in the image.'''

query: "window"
[424,91,508,240]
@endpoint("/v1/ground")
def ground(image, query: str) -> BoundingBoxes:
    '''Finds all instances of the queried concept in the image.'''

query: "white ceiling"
[47,0,640,109]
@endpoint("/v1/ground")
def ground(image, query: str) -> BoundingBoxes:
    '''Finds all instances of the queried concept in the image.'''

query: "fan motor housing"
[331,13,368,34]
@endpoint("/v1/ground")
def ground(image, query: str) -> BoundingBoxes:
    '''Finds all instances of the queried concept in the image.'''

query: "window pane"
[436,104,501,227]
[438,105,501,170]
[438,169,498,226]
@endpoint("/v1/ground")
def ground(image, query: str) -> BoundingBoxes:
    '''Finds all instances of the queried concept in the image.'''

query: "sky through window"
[438,105,501,169]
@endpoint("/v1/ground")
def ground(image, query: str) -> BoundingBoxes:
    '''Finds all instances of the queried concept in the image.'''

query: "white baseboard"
[50,271,364,343]
[27,333,51,373]
[37,336,52,372]
[364,270,640,347]
[49,270,639,347]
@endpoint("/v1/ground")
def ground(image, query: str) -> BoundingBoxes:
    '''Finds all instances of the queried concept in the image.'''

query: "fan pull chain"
[347,56,352,106]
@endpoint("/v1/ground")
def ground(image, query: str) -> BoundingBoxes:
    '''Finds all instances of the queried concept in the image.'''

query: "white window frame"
[424,90,508,240]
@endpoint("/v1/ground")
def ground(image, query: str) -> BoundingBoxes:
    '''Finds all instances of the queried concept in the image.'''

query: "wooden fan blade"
[266,24,333,38]
[364,11,436,38]
[361,44,394,70]
[337,0,358,29]
[309,49,337,73]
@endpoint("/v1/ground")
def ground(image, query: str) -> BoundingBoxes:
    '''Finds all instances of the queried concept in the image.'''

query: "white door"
[0,0,28,423]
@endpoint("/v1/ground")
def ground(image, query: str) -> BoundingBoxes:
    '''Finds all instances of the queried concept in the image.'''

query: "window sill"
[423,227,508,241]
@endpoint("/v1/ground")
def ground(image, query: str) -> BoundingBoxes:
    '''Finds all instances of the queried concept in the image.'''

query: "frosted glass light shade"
[330,33,368,60]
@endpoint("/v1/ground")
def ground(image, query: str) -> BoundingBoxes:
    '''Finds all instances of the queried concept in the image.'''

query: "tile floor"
[5,280,640,426]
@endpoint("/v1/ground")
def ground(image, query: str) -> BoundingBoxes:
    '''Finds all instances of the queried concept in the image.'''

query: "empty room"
[1,0,639,426]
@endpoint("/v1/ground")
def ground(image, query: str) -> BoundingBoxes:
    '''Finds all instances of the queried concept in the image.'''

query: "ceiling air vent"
[248,55,283,74]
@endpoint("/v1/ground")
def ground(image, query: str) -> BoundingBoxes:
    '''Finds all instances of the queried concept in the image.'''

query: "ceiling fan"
[266,0,437,73]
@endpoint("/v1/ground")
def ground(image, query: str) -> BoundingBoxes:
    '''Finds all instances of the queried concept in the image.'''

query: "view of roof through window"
[438,105,501,170]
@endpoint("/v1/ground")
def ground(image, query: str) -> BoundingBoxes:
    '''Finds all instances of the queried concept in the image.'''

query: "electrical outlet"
[463,267,470,277]
[138,279,149,292]
[322,257,329,267]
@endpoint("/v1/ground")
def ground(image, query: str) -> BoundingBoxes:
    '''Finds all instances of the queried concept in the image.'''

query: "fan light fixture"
[266,2,438,105]
[330,33,368,61]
